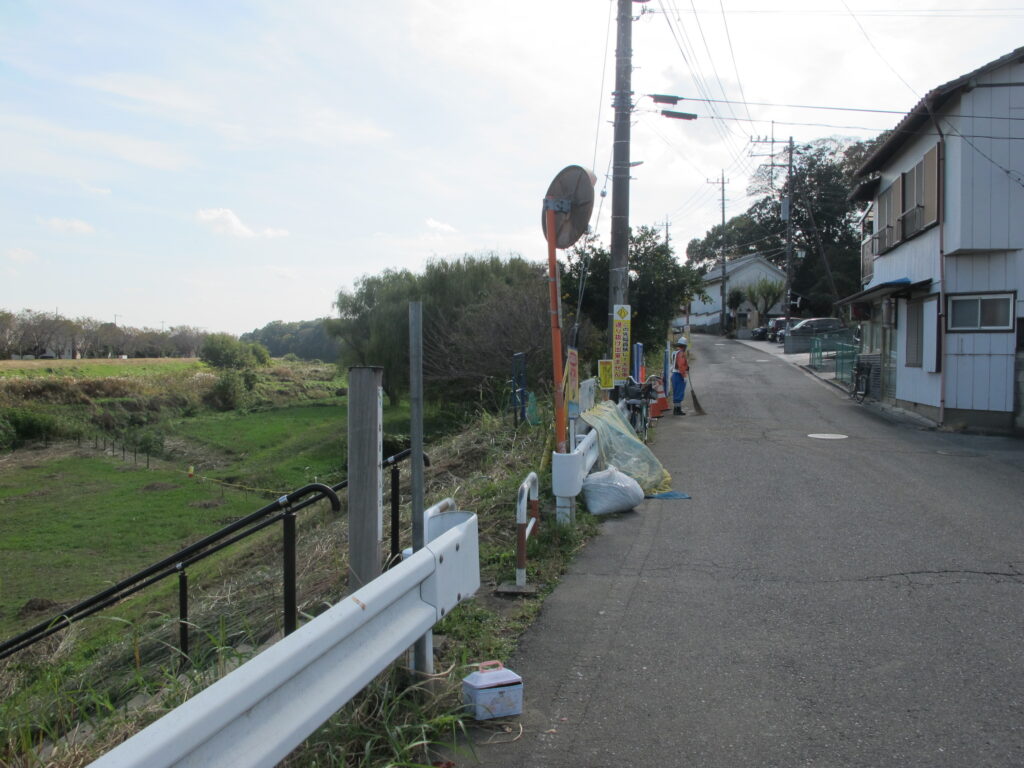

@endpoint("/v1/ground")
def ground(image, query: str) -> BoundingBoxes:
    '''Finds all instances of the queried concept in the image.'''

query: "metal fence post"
[348,366,384,590]
[283,502,297,635]
[409,302,433,677]
[177,565,189,665]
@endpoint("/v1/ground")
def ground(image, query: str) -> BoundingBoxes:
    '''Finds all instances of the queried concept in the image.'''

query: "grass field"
[0,451,260,639]
[0,359,574,767]
[0,357,206,379]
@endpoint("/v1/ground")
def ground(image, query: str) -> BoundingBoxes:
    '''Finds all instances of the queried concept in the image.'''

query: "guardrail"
[87,499,479,768]
[514,472,540,588]
[552,399,627,523]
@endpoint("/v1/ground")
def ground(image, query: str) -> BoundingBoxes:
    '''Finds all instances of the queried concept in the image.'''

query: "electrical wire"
[718,0,754,124]
[591,0,615,174]
[840,0,921,100]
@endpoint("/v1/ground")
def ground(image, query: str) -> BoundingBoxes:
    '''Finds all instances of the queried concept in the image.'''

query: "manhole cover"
[808,433,848,440]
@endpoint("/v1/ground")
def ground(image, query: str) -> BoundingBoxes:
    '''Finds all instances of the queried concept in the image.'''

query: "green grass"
[0,456,258,639]
[0,358,206,379]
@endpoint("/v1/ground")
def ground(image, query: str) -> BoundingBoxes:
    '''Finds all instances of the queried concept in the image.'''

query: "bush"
[0,414,14,451]
[1,406,80,446]
[200,334,270,370]
[206,371,248,411]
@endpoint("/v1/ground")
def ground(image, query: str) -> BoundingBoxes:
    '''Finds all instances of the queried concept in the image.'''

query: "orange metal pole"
[545,204,568,453]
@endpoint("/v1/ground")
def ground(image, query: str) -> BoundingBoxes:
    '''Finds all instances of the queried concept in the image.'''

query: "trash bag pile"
[579,400,672,497]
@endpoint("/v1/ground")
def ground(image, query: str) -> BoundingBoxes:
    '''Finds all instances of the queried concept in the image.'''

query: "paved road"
[469,335,1024,767]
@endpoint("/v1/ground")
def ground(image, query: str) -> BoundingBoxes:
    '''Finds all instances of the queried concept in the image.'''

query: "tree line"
[327,241,706,406]
[0,309,206,360]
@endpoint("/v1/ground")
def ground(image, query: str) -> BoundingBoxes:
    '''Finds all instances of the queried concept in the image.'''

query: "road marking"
[808,433,848,440]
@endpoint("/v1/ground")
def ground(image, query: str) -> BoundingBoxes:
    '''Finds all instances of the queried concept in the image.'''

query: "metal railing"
[0,451,424,663]
[834,342,859,386]
[86,500,480,768]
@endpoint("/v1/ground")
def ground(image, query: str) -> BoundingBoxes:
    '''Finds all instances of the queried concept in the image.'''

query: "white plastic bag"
[581,465,645,516]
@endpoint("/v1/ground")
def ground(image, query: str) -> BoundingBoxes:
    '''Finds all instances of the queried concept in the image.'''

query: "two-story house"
[681,252,787,333]
[845,46,1024,431]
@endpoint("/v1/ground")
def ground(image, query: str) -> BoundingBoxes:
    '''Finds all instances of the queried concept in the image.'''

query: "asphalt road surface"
[469,335,1024,768]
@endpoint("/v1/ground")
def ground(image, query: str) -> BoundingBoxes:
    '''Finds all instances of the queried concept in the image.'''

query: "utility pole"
[608,0,634,347]
[708,171,728,332]
[784,137,795,330]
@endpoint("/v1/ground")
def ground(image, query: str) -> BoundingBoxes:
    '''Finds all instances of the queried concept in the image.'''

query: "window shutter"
[892,175,903,241]
[906,301,923,367]
[923,144,939,226]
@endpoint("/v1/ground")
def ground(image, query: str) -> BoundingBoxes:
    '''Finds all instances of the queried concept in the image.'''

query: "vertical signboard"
[612,304,631,385]
[598,359,614,390]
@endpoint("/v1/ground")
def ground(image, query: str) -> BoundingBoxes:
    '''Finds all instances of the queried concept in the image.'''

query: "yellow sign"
[598,359,614,390]
[612,304,631,385]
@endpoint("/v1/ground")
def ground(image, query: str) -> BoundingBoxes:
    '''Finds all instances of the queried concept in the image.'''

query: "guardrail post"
[348,366,384,590]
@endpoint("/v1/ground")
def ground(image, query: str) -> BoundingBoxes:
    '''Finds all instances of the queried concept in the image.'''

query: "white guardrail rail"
[552,393,627,523]
[88,500,479,768]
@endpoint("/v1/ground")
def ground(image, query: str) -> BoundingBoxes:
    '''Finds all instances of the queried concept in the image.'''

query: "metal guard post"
[516,473,540,588]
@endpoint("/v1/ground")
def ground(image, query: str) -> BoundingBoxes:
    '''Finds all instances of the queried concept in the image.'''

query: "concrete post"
[347,366,383,590]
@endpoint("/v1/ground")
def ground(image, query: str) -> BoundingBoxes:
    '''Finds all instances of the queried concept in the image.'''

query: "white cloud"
[7,248,37,262]
[0,114,192,171]
[77,181,112,196]
[262,265,298,280]
[425,217,457,233]
[196,208,289,239]
[45,217,95,234]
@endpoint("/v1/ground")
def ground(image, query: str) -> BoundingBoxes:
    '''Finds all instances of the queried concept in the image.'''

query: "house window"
[898,144,939,239]
[905,300,923,367]
[947,293,1015,331]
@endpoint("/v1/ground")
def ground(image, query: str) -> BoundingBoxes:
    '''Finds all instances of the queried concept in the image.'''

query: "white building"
[680,252,787,333]
[845,46,1024,431]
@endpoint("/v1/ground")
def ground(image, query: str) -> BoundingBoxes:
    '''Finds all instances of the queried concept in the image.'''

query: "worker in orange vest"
[672,337,689,415]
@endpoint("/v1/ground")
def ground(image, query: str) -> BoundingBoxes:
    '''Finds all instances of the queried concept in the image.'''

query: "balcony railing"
[860,236,876,282]
[899,205,925,239]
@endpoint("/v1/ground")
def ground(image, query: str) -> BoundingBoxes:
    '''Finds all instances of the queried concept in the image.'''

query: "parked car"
[766,317,798,342]
[751,325,768,340]
[787,317,845,336]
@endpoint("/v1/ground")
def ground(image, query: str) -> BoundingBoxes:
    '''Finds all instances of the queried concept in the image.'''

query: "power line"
[591,0,616,174]
[840,0,920,100]
[718,0,754,124]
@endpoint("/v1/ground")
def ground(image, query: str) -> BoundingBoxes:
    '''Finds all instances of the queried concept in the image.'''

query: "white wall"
[946,60,1024,255]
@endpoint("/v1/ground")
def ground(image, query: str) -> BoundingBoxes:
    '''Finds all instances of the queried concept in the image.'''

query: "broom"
[687,374,706,415]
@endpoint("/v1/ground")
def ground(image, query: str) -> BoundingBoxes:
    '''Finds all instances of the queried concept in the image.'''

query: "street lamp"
[660,109,698,121]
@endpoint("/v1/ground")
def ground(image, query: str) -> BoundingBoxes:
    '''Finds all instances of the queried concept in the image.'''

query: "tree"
[688,136,883,318]
[563,226,708,352]
[745,277,785,321]
[200,333,269,369]
[726,287,746,331]
[328,254,565,405]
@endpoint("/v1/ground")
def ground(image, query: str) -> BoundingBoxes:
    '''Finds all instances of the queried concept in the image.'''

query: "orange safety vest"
[673,349,689,376]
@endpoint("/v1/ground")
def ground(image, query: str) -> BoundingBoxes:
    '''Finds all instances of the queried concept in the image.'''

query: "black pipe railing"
[383,450,430,570]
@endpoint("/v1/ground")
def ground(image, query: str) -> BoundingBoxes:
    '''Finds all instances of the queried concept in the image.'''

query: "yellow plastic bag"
[579,401,672,495]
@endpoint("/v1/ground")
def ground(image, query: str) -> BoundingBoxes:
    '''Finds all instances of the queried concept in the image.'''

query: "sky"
[2,1,1022,335]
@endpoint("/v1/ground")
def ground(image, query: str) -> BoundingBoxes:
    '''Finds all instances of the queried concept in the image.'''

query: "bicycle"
[625,374,661,442]
[849,359,870,403]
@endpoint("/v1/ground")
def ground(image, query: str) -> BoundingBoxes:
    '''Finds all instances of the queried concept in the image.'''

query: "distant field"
[0,357,205,379]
